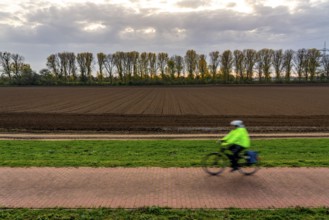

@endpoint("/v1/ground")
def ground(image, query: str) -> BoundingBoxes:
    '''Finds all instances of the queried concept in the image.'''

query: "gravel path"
[0,167,328,208]
[1,132,329,140]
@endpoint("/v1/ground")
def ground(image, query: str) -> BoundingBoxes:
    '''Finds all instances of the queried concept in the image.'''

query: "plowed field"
[1,86,329,133]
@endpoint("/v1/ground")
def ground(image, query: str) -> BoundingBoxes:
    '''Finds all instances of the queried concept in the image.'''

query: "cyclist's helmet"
[230,120,244,127]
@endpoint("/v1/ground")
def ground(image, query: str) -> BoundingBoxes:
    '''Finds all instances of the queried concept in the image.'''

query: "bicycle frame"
[219,147,236,165]
[202,145,260,176]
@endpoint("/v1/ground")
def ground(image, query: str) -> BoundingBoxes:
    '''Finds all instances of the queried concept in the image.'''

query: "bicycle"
[202,143,260,176]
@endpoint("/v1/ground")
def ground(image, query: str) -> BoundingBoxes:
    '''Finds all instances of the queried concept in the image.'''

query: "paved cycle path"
[0,167,328,209]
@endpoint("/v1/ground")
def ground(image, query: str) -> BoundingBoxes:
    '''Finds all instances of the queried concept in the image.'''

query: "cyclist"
[218,120,250,172]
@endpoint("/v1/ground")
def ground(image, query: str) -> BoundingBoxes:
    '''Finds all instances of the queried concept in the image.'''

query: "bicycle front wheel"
[201,152,228,175]
[237,155,260,176]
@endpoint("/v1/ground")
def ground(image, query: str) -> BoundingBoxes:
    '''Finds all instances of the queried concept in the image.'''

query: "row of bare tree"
[45,51,184,83]
[45,48,329,83]
[1,49,329,85]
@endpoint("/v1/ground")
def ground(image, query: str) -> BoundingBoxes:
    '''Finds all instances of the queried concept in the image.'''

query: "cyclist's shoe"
[230,167,238,172]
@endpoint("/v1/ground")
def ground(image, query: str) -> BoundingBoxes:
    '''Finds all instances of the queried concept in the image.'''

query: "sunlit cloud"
[141,27,156,34]
[38,0,109,7]
[119,27,157,39]
[0,0,328,71]
[0,0,294,15]
[76,21,106,32]
[1,19,23,27]
[261,0,299,12]
[163,28,187,41]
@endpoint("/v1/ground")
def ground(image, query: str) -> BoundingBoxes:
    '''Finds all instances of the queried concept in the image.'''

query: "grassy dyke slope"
[0,139,328,167]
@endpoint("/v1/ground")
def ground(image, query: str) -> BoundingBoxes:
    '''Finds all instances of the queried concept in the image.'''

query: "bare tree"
[220,50,234,83]
[322,54,329,80]
[198,54,208,79]
[77,53,87,81]
[157,52,168,79]
[0,52,12,79]
[11,53,24,79]
[104,54,114,84]
[139,52,149,78]
[46,54,60,78]
[272,49,284,80]
[67,52,76,80]
[58,52,70,80]
[303,53,310,81]
[97,52,106,81]
[293,49,307,81]
[167,57,176,79]
[85,53,93,80]
[130,51,139,78]
[209,51,220,80]
[255,51,264,81]
[233,50,245,82]
[243,49,257,81]
[148,52,157,78]
[76,52,93,81]
[174,55,184,78]
[128,52,138,81]
[307,48,322,81]
[257,49,274,82]
[113,51,125,82]
[123,52,131,82]
[283,49,294,81]
[185,49,198,78]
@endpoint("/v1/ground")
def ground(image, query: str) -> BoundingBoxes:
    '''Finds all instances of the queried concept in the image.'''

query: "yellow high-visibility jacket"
[221,127,250,148]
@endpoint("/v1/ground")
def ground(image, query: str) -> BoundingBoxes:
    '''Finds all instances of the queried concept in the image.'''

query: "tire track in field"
[140,88,158,115]
[59,88,129,114]
[124,88,158,115]
[92,88,142,114]
[110,88,152,114]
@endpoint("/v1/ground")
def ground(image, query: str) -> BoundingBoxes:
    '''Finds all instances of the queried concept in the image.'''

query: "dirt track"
[1,113,329,133]
[0,167,328,208]
[1,132,329,140]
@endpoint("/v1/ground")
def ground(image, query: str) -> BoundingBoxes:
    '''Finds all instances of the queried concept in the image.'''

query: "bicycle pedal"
[230,168,238,172]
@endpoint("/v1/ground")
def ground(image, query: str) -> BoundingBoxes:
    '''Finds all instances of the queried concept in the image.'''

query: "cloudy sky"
[1,0,329,72]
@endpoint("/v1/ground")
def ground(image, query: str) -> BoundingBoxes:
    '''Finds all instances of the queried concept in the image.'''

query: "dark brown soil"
[1,86,329,133]
[1,113,329,133]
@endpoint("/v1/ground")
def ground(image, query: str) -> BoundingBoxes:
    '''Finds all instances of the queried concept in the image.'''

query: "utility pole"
[320,41,329,56]
[319,42,329,80]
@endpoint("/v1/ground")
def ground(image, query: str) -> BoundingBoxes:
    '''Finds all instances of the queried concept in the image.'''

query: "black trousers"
[229,145,244,168]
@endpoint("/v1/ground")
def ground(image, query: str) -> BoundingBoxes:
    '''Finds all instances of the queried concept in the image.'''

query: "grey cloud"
[1,0,329,71]
[0,11,9,19]
[1,2,318,43]
[250,2,329,47]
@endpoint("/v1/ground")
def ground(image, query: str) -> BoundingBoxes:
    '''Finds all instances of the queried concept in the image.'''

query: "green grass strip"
[0,139,328,167]
[0,207,328,220]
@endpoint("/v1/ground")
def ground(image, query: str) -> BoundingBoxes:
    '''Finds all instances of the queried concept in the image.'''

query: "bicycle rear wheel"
[202,152,228,175]
[237,154,260,175]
